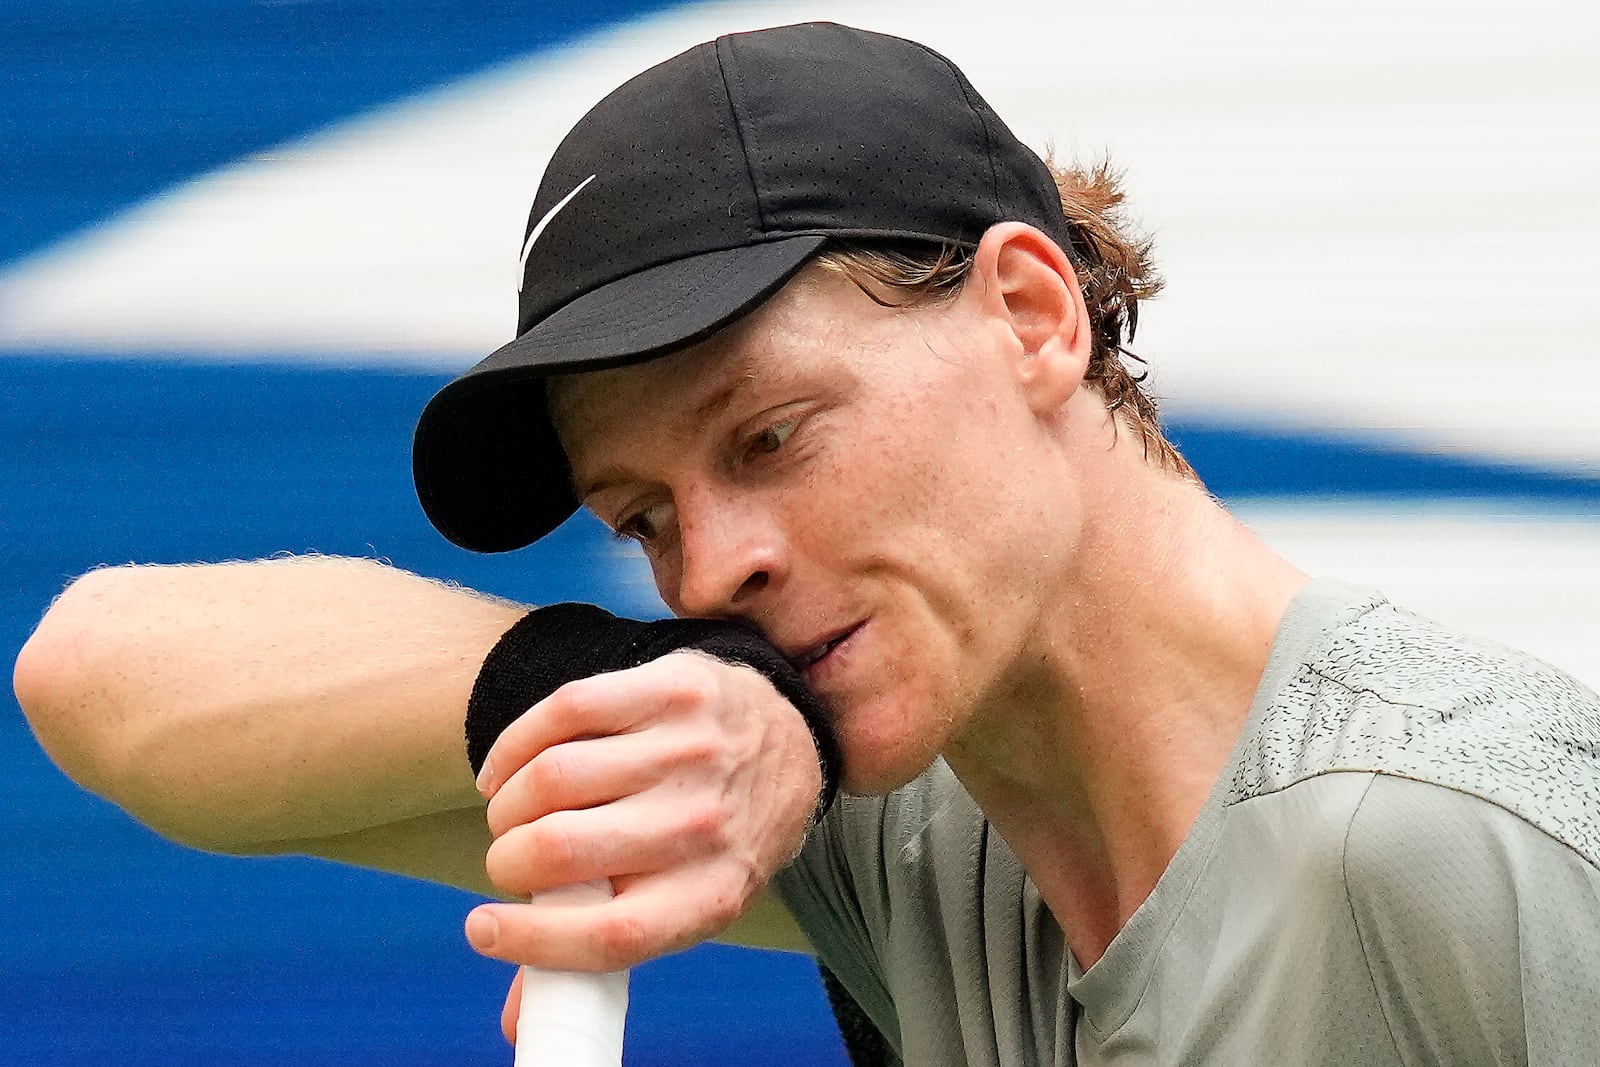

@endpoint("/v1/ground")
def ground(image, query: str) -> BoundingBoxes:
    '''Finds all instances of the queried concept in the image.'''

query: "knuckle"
[595,912,652,968]
[543,681,595,733]
[679,797,731,845]
[660,655,721,710]
[703,878,744,929]
[532,816,579,874]
[528,747,571,803]
[673,729,725,770]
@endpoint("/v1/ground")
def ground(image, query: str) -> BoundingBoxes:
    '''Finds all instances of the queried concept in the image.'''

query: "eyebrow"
[690,371,756,426]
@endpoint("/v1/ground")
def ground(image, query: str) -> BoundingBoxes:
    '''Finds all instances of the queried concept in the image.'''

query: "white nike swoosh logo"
[519,174,597,292]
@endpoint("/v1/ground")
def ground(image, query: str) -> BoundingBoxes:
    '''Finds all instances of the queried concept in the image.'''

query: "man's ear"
[970,222,1092,415]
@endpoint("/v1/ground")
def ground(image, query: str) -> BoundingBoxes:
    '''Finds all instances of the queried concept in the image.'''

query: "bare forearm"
[13,555,821,951]
[14,556,521,856]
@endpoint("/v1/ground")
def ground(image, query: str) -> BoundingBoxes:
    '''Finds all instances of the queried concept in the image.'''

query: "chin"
[830,696,947,796]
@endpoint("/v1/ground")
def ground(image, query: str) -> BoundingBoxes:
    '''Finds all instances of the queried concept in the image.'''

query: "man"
[16,22,1600,1066]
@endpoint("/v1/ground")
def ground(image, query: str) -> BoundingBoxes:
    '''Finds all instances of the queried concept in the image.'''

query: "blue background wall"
[3,2,1597,1064]
[2,4,856,1063]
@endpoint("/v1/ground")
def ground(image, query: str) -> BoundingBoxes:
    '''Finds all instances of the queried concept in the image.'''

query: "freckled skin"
[552,259,1082,794]
[10,222,1309,978]
[553,224,1309,969]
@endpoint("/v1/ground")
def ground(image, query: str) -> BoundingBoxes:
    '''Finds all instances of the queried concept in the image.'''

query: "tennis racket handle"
[514,880,629,1067]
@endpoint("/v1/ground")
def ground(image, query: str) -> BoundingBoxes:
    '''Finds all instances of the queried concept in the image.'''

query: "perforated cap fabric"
[413,21,1072,553]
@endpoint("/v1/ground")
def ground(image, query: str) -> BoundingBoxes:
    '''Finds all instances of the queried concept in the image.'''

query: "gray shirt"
[774,579,1600,1065]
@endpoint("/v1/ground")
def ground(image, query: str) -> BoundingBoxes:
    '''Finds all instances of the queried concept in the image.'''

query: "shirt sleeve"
[772,790,902,1047]
[1342,772,1600,1066]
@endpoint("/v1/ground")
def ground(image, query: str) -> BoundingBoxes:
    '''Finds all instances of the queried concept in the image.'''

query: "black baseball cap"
[413,21,1072,552]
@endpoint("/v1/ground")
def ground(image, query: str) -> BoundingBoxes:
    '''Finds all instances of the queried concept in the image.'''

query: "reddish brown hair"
[815,159,1195,481]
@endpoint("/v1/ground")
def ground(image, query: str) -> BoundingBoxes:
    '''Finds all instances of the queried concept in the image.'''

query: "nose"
[666,485,787,619]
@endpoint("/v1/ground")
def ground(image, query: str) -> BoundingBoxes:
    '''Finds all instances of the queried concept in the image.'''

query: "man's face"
[550,261,1079,793]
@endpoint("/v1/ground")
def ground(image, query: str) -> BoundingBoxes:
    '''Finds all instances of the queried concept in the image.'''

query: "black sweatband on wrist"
[466,603,841,822]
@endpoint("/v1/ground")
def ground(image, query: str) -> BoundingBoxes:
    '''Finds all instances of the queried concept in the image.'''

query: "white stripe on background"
[0,0,1596,477]
[1236,501,1600,690]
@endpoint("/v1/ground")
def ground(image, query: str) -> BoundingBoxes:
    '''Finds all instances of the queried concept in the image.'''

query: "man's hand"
[464,650,823,972]
[501,969,526,1044]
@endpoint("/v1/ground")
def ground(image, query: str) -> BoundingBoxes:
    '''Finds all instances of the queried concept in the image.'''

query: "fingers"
[501,968,523,1046]
[485,731,664,838]
[485,684,747,837]
[466,864,750,972]
[477,653,721,797]
[465,651,821,974]
[484,788,745,895]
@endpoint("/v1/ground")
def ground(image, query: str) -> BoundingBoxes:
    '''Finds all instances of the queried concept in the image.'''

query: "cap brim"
[414,234,828,553]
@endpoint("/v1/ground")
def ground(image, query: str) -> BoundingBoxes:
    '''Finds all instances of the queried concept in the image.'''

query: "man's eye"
[613,506,662,544]
[750,418,798,456]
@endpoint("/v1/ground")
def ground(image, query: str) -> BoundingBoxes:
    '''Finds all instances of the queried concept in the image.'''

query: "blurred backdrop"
[3,1,1597,1063]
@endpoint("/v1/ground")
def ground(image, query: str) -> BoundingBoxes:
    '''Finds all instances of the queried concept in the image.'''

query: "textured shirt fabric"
[772,579,1600,1065]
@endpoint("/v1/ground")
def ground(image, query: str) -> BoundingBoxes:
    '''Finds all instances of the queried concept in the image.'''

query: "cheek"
[833,434,1048,605]
[841,450,1061,699]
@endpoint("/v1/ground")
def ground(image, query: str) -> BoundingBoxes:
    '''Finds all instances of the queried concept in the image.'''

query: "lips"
[788,623,861,674]
[795,633,846,669]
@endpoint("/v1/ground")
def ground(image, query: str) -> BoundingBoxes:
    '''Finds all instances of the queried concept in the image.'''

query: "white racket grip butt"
[514,879,629,1067]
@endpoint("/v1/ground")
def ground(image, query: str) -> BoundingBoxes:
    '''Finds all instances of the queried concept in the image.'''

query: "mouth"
[790,623,862,674]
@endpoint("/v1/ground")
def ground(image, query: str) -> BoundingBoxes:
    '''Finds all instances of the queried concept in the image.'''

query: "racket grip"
[513,880,629,1067]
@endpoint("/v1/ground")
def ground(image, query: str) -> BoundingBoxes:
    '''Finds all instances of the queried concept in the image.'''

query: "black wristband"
[466,603,841,822]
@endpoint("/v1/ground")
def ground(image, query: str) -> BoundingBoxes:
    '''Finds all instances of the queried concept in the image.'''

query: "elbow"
[13,606,59,735]
[15,567,146,803]
[15,564,317,855]
[14,567,228,850]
